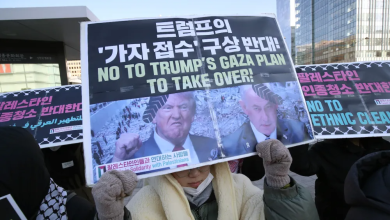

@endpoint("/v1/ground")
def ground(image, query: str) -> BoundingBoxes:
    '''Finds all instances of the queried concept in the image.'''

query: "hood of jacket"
[344,150,390,219]
[0,127,51,219]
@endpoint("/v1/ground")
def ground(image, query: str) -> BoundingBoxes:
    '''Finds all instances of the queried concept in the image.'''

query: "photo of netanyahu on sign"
[108,92,219,168]
[222,84,311,156]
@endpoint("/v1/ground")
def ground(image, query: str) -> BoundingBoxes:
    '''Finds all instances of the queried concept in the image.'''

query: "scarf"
[185,183,213,207]
[183,173,214,197]
[183,173,214,207]
[228,159,243,173]
[36,179,68,220]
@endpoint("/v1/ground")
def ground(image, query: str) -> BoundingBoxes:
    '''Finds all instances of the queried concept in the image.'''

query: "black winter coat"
[240,138,390,220]
[0,127,96,220]
[344,150,390,220]
[287,138,390,220]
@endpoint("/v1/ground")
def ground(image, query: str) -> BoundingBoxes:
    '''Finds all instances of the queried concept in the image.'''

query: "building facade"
[276,0,296,63]
[295,0,314,64]
[67,60,81,77]
[0,63,61,93]
[291,26,296,63]
[355,0,390,61]
[0,40,67,93]
[295,0,390,65]
[67,60,81,84]
[0,6,98,93]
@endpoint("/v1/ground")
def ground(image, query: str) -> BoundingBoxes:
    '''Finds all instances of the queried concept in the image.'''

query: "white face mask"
[183,173,214,197]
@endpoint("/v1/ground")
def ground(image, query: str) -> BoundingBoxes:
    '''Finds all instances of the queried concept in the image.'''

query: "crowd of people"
[235,137,390,220]
[91,101,144,165]
[1,126,390,220]
[3,84,389,219]
[90,102,110,115]
[115,104,142,140]
[3,82,390,219]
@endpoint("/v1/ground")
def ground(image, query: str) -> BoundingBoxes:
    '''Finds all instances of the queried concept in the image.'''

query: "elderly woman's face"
[172,166,211,188]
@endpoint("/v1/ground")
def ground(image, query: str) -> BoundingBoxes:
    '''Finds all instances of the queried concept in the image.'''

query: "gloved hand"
[256,139,292,188]
[92,170,138,220]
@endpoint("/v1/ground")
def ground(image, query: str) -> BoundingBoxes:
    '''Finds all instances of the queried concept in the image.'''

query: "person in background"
[0,127,95,220]
[287,137,390,220]
[92,139,319,220]
[93,148,102,165]
[42,143,95,205]
[97,141,104,158]
[344,150,390,219]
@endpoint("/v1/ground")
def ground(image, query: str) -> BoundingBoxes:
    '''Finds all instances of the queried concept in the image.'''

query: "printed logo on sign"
[50,125,83,134]
[97,166,106,178]
[97,150,192,178]
[374,99,390,105]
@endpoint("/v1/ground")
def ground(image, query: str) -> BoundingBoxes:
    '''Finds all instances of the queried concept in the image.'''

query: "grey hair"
[239,85,253,102]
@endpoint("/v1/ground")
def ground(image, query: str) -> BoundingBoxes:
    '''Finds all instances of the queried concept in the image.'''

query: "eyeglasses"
[174,166,210,178]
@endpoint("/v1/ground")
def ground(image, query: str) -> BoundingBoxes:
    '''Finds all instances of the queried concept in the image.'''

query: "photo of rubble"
[210,82,313,139]
[89,82,312,181]
[89,92,217,169]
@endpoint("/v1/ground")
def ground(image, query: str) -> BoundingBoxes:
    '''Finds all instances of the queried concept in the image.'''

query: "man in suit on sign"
[222,84,311,178]
[110,92,218,169]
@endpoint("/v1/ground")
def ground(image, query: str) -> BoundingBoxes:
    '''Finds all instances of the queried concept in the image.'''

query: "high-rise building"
[291,26,296,63]
[295,0,390,65]
[276,0,297,63]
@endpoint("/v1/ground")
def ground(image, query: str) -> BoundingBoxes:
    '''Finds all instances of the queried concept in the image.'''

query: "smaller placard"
[0,194,27,220]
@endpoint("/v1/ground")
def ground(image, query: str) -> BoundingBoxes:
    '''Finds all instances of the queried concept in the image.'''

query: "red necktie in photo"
[173,145,188,168]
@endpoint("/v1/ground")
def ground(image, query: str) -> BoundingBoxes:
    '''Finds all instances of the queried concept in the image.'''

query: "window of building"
[376,51,382,57]
[387,52,390,57]
[375,39,382,46]
[0,63,61,93]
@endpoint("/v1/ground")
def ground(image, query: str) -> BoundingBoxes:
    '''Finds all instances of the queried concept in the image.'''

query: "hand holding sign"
[92,170,138,220]
[83,15,316,184]
[256,139,292,188]
[113,133,142,162]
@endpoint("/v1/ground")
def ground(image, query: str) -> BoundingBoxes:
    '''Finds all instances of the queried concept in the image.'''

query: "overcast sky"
[0,0,277,21]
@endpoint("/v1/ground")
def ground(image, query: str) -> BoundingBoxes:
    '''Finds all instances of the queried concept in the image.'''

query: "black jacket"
[344,150,390,220]
[42,143,94,204]
[0,127,95,220]
[287,138,390,220]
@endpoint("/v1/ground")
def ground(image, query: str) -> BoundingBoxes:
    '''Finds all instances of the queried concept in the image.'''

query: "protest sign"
[0,194,27,220]
[0,85,83,148]
[81,15,315,184]
[296,61,390,139]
